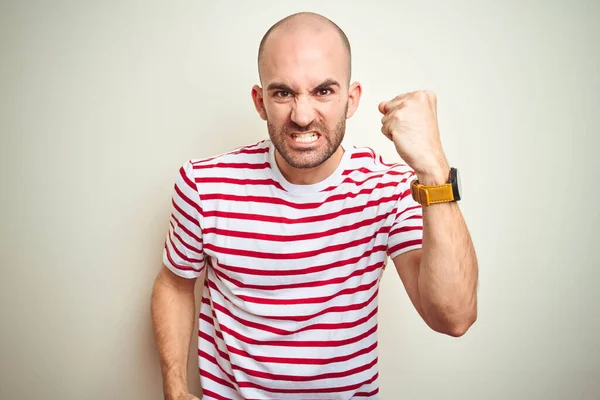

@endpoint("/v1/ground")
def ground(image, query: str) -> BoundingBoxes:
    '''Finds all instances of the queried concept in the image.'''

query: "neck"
[275,146,345,185]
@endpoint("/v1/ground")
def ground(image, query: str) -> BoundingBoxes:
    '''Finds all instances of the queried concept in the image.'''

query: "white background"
[1,1,599,399]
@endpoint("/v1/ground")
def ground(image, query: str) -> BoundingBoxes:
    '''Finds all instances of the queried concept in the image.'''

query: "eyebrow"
[266,79,341,93]
[266,82,294,92]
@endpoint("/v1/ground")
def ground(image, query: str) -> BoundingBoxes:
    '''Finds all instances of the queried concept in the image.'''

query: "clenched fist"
[379,90,450,185]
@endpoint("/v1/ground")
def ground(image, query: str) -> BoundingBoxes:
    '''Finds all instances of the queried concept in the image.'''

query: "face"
[252,28,361,170]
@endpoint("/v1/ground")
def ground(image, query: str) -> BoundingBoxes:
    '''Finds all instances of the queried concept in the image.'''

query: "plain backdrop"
[1,1,599,399]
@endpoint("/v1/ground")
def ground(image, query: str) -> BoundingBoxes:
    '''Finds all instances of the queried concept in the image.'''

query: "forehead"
[260,28,348,88]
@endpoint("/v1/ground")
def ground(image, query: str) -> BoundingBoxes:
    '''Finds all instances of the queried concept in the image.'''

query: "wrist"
[163,375,188,400]
[164,391,190,400]
[416,164,450,186]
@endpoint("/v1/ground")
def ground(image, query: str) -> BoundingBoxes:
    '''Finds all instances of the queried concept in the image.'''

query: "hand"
[379,90,449,185]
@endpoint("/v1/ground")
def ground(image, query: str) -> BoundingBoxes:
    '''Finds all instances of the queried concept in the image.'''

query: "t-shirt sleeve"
[162,160,207,278]
[387,173,424,259]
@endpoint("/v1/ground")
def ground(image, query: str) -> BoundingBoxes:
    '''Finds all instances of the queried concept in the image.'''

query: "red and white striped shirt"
[163,139,423,399]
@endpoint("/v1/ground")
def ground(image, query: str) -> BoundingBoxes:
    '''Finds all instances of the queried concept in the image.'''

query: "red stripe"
[200,326,378,366]
[322,172,400,192]
[193,162,270,170]
[169,221,202,254]
[191,143,269,165]
[199,350,239,384]
[200,350,379,395]
[205,295,378,336]
[400,188,414,201]
[201,180,403,210]
[213,245,387,277]
[170,214,202,244]
[234,147,269,155]
[351,151,375,160]
[393,203,421,222]
[355,388,379,397]
[172,197,200,228]
[200,388,233,400]
[202,194,400,224]
[389,225,423,237]
[195,177,286,191]
[225,337,378,366]
[179,166,197,190]
[397,203,422,215]
[377,154,397,167]
[388,239,423,255]
[203,225,390,260]
[198,331,231,363]
[339,172,399,187]
[230,275,379,305]
[174,182,202,216]
[235,372,379,394]
[231,357,377,382]
[200,314,227,343]
[214,260,383,290]
[342,166,408,176]
[167,230,203,263]
[201,308,378,347]
[164,243,203,272]
[203,211,393,243]
[199,368,237,391]
[205,283,378,322]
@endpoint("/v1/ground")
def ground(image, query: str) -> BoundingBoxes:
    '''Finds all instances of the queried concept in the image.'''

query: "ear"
[345,81,362,119]
[251,85,267,121]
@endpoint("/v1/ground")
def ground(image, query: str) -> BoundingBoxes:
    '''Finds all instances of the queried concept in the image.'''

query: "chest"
[200,186,399,283]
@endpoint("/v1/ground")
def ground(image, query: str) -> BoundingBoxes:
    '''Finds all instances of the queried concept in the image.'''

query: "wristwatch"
[410,167,462,206]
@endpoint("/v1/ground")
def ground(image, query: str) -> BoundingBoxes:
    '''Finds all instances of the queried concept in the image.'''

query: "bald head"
[257,12,352,84]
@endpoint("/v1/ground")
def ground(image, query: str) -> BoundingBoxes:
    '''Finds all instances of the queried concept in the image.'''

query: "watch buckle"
[411,181,431,206]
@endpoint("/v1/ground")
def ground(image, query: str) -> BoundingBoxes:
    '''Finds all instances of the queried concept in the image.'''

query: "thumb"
[378,101,388,115]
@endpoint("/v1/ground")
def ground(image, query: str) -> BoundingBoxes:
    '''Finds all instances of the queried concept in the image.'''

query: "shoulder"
[189,140,270,167]
[176,140,270,177]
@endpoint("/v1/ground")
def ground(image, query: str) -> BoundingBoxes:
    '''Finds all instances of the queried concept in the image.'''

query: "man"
[151,11,478,400]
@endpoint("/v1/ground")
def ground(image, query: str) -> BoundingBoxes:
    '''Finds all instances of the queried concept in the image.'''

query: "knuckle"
[415,90,428,101]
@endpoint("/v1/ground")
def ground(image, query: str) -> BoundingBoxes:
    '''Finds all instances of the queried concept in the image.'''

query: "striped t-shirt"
[163,139,423,399]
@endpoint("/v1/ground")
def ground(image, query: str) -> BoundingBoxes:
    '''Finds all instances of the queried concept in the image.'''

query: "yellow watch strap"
[411,180,455,206]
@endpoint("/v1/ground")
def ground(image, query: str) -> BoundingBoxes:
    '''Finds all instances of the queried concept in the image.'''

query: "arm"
[154,160,207,398]
[393,193,478,337]
[379,90,478,336]
[151,265,204,399]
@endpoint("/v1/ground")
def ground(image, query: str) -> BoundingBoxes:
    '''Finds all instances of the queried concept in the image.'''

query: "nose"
[290,96,316,127]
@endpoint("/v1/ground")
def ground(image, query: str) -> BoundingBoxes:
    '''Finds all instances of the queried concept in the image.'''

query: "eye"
[274,91,291,98]
[317,88,333,96]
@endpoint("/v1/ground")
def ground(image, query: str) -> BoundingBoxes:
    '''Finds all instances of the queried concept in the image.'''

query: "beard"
[267,104,348,169]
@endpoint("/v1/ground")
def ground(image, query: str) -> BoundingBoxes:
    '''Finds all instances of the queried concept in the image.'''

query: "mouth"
[291,132,320,144]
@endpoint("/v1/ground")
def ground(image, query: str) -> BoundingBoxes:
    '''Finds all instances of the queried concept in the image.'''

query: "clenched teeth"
[293,133,318,143]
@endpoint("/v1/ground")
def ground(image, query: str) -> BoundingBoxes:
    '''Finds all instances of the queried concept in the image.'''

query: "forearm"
[151,268,197,398]
[417,171,478,335]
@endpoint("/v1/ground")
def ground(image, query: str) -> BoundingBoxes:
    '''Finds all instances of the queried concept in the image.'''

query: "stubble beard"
[266,106,348,169]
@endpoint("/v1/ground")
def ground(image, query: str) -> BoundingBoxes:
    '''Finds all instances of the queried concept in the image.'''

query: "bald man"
[151,12,478,400]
